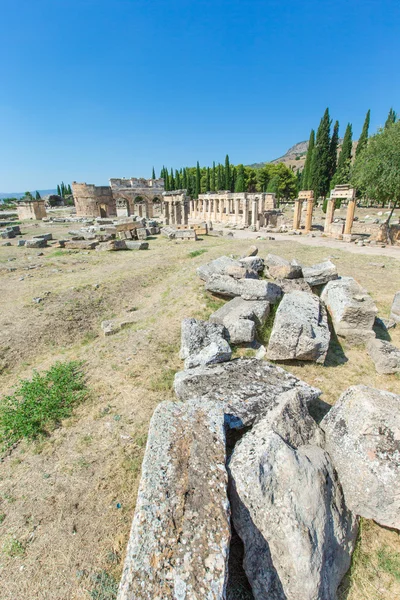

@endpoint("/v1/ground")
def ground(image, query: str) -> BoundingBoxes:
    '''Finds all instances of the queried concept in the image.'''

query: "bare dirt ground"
[0,220,399,600]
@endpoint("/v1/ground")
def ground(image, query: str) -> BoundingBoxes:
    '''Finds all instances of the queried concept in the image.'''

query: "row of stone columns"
[293,198,314,232]
[163,201,189,226]
[190,197,260,227]
[324,198,356,235]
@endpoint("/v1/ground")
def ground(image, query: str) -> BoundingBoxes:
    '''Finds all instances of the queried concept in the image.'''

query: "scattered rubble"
[367,338,400,374]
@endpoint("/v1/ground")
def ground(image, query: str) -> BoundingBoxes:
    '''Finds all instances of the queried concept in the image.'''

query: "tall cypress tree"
[231,166,236,192]
[152,167,156,179]
[35,190,41,199]
[332,123,353,185]
[235,164,245,192]
[301,129,315,190]
[175,169,181,189]
[165,170,169,191]
[57,184,61,196]
[356,110,370,157]
[224,155,230,190]
[217,164,223,190]
[211,161,216,191]
[328,120,339,182]
[170,168,175,190]
[385,108,397,129]
[182,168,187,189]
[195,161,201,198]
[206,167,211,192]
[310,108,332,198]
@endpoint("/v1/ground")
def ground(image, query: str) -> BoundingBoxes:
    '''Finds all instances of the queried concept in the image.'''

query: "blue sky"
[0,0,398,191]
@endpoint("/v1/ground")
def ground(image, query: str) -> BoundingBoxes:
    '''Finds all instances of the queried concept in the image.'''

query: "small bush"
[89,570,119,600]
[0,361,87,449]
[2,536,25,558]
[188,248,208,258]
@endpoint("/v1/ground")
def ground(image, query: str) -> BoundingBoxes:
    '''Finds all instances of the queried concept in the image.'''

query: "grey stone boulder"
[224,265,259,279]
[117,398,230,600]
[390,291,400,323]
[209,297,270,344]
[241,245,258,257]
[265,253,289,268]
[197,256,241,281]
[124,240,149,250]
[321,277,378,344]
[229,413,358,600]
[205,275,282,302]
[174,358,321,429]
[367,338,400,374]
[239,256,264,273]
[179,318,231,369]
[276,278,312,294]
[321,385,400,529]
[265,254,303,280]
[267,291,330,363]
[302,260,338,286]
[25,238,47,248]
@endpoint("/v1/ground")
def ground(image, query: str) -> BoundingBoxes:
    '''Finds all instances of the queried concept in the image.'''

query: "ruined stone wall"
[72,182,116,217]
[17,200,47,220]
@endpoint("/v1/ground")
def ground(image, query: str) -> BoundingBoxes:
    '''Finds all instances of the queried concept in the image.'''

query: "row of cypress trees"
[301,107,396,199]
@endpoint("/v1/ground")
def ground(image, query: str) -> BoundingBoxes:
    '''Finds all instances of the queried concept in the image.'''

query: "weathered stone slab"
[276,278,312,294]
[321,277,378,343]
[64,240,99,250]
[197,256,241,281]
[391,291,400,323]
[32,233,52,241]
[367,338,400,374]
[229,408,358,600]
[268,263,303,279]
[238,256,264,273]
[241,245,258,257]
[97,240,128,251]
[224,265,259,279]
[161,226,176,239]
[209,297,270,343]
[175,229,197,240]
[174,358,321,429]
[267,291,330,363]
[321,385,400,529]
[117,398,230,600]
[136,227,149,240]
[25,238,48,248]
[179,318,232,369]
[302,260,338,286]
[124,240,149,250]
[206,274,282,302]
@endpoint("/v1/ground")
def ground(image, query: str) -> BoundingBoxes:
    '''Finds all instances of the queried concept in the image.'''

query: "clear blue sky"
[0,0,398,191]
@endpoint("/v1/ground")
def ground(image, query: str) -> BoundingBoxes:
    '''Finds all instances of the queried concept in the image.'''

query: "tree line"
[57,182,72,197]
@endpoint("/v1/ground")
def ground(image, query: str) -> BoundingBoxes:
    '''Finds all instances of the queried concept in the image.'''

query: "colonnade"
[191,192,276,229]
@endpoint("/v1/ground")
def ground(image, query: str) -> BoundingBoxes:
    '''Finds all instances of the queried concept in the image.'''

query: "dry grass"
[0,224,399,599]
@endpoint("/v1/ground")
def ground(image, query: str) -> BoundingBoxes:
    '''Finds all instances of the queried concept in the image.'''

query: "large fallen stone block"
[175,229,197,240]
[161,226,176,239]
[224,265,259,279]
[265,254,303,280]
[174,358,321,429]
[64,240,99,250]
[97,240,128,251]
[206,274,282,302]
[209,297,269,343]
[117,398,230,600]
[276,278,312,294]
[321,385,400,529]
[179,318,232,369]
[367,338,400,374]
[197,256,241,281]
[32,233,52,241]
[302,260,338,286]
[239,256,264,273]
[267,291,330,363]
[321,277,378,344]
[229,411,358,600]
[124,240,149,250]
[25,238,48,248]
[391,291,400,323]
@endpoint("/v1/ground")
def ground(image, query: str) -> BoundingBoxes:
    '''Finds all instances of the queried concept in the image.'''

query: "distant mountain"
[0,189,57,201]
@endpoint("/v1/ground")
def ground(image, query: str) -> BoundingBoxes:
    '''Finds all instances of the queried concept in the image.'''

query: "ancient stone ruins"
[117,247,400,600]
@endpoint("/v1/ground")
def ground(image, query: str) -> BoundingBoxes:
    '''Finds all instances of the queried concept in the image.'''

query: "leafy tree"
[152,167,156,179]
[235,164,245,192]
[310,108,332,198]
[385,107,397,129]
[245,167,257,192]
[302,129,315,190]
[328,120,339,181]
[224,155,230,190]
[332,123,353,186]
[352,121,400,213]
[24,191,33,200]
[356,109,370,157]
[257,164,272,192]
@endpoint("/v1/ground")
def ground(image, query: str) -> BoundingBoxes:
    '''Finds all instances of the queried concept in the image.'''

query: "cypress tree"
[235,164,245,192]
[35,190,41,199]
[152,167,156,179]
[175,169,181,189]
[310,108,332,198]
[231,166,236,192]
[301,129,315,190]
[165,170,170,191]
[328,120,339,182]
[195,161,201,198]
[206,167,211,192]
[224,155,230,190]
[182,168,187,189]
[333,123,353,185]
[217,164,223,190]
[356,110,370,157]
[67,184,72,195]
[385,108,397,129]
[170,168,175,190]
[57,184,61,196]
[211,161,216,191]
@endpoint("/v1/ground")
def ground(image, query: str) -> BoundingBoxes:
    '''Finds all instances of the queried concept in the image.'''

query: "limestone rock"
[276,278,312,294]
[321,385,400,529]
[179,318,231,369]
[302,260,338,286]
[209,297,269,344]
[239,256,264,273]
[267,291,330,363]
[124,240,149,250]
[197,256,241,281]
[391,291,400,323]
[205,274,282,302]
[224,265,259,279]
[242,245,258,257]
[97,240,128,251]
[229,418,358,600]
[268,263,303,280]
[101,320,120,336]
[174,358,321,429]
[367,338,400,374]
[25,238,48,248]
[117,398,230,600]
[321,277,378,344]
[265,253,289,268]
[64,240,99,250]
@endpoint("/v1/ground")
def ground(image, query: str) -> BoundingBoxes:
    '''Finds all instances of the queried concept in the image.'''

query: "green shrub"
[89,570,119,600]
[256,302,280,345]
[188,248,208,258]
[0,361,87,449]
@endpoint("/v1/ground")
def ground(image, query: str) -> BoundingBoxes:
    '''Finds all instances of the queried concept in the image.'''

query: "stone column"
[184,202,189,225]
[234,198,240,224]
[293,199,302,230]
[344,199,356,235]
[164,202,170,225]
[305,198,314,232]
[244,198,249,227]
[213,199,218,221]
[324,199,335,234]
[251,199,258,228]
